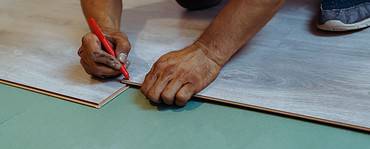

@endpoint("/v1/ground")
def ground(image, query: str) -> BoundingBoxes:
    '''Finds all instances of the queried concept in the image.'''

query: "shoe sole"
[317,17,370,31]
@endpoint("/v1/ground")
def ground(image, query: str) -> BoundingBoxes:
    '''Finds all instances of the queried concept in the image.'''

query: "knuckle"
[90,54,100,62]
[187,75,200,84]
[161,93,173,104]
[78,47,84,56]
[155,59,169,70]
[155,62,165,69]
[124,42,131,50]
[164,66,175,74]
[143,73,151,82]
[166,51,177,56]
[147,90,158,101]
[176,93,188,104]
[81,36,88,44]
[91,51,106,60]
[117,43,131,53]
[157,55,168,62]
[82,33,94,43]
[144,73,156,83]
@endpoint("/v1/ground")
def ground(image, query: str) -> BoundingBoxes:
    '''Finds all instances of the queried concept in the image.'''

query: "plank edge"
[0,79,108,109]
[121,80,370,133]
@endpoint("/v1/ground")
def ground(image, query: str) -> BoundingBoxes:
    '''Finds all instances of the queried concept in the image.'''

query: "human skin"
[79,0,285,105]
[79,0,130,78]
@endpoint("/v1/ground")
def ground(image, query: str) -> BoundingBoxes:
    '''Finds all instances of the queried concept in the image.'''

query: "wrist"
[193,40,227,67]
[100,27,120,35]
[92,18,120,34]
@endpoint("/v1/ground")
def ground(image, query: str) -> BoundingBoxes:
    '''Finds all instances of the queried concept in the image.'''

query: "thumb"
[104,32,131,64]
[115,39,131,64]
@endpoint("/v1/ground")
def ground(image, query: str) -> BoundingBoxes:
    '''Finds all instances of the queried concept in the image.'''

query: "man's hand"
[140,0,283,106]
[141,43,221,106]
[78,31,131,78]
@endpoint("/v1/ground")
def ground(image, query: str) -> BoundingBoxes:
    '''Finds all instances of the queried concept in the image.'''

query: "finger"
[94,63,121,77]
[81,33,105,63]
[117,52,129,65]
[80,59,93,75]
[115,38,131,64]
[140,66,158,96]
[105,33,131,63]
[146,73,172,103]
[175,83,195,106]
[82,33,101,51]
[91,50,122,70]
[161,79,184,105]
[79,33,100,59]
[81,59,120,78]
[78,47,83,56]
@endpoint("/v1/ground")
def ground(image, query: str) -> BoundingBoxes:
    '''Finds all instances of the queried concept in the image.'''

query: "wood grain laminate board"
[0,0,128,108]
[122,0,370,131]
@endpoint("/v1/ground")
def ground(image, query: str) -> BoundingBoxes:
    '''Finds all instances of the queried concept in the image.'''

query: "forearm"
[197,0,285,66]
[80,0,122,33]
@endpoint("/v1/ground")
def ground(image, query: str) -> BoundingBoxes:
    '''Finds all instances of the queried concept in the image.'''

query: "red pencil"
[87,18,130,80]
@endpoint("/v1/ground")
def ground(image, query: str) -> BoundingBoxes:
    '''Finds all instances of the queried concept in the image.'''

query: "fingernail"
[118,53,127,63]
[111,61,122,70]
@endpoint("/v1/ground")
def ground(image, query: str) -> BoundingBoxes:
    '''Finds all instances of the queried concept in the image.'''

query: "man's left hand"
[141,43,221,106]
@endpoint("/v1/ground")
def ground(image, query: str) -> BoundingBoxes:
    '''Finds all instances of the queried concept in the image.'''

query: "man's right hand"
[78,31,131,78]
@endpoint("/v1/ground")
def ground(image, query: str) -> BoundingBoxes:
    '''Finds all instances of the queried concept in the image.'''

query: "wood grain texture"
[123,0,370,131]
[0,0,128,108]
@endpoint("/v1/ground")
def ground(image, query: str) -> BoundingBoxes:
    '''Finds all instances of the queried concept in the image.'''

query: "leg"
[176,0,222,10]
[318,0,370,31]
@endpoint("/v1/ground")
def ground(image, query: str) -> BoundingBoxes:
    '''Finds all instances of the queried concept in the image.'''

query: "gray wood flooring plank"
[0,0,127,107]
[123,0,370,130]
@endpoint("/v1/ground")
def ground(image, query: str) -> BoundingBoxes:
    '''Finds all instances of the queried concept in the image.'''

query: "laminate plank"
[0,0,128,108]
[122,0,370,131]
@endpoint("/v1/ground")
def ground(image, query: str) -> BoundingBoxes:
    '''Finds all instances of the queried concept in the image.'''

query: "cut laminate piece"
[0,79,128,108]
[122,0,370,131]
[0,0,127,108]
